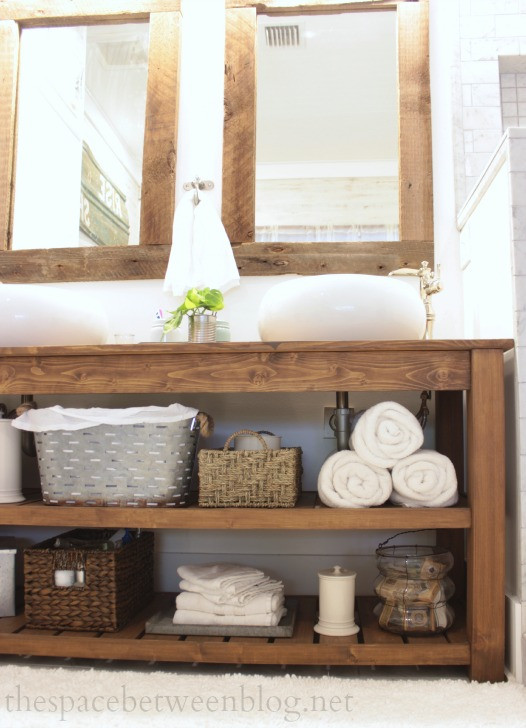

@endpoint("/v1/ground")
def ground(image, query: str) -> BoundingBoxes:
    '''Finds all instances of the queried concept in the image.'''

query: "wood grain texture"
[398,0,433,244]
[0,350,471,394]
[0,21,18,253]
[0,1,180,24]
[140,11,180,245]
[466,349,506,682]
[222,7,256,243]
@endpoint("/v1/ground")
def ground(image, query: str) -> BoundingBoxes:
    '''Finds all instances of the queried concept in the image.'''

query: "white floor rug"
[0,663,526,727]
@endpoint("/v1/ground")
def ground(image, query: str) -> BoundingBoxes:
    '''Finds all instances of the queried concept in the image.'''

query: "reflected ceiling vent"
[264,25,301,47]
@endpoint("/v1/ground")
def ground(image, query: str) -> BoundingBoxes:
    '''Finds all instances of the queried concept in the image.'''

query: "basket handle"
[223,429,270,451]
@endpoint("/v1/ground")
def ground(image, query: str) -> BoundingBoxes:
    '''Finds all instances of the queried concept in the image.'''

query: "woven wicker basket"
[198,430,302,508]
[24,529,154,632]
[34,417,200,507]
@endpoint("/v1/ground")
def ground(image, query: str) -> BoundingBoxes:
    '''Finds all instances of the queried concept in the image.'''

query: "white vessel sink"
[0,284,110,346]
[257,274,426,341]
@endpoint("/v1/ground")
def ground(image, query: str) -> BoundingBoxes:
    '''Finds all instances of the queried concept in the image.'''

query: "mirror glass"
[256,10,398,243]
[11,22,149,250]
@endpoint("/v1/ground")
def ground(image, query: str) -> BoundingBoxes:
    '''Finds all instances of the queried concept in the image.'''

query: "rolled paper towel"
[317,450,392,508]
[350,401,424,468]
[390,449,458,507]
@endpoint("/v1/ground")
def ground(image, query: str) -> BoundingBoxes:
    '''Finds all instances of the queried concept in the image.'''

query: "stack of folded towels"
[173,562,287,626]
[317,401,458,508]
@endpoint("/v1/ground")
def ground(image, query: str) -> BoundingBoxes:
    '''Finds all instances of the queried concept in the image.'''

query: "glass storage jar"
[374,545,455,635]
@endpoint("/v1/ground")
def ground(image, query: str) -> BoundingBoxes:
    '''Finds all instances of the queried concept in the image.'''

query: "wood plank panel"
[0,500,471,530]
[0,351,471,394]
[398,0,433,245]
[0,1,180,24]
[466,349,506,682]
[140,11,180,245]
[222,8,256,243]
[0,21,18,252]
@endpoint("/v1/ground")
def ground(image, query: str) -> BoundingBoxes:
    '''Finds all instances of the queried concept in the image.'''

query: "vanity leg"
[435,390,466,602]
[466,349,505,682]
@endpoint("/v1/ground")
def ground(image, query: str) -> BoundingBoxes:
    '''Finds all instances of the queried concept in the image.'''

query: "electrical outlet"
[323,407,336,438]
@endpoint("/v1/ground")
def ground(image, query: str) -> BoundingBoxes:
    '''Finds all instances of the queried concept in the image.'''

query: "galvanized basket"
[35,417,200,507]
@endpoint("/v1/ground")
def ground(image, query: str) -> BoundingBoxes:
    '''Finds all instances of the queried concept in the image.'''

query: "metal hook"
[183,177,215,206]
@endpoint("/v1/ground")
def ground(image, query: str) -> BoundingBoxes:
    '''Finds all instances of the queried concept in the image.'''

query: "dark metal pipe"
[333,391,352,451]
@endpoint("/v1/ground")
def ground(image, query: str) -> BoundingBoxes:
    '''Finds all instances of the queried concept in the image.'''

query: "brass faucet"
[388,261,442,339]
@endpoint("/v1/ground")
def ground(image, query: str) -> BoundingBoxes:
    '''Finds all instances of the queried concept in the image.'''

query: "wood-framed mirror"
[0,0,432,283]
[223,0,433,276]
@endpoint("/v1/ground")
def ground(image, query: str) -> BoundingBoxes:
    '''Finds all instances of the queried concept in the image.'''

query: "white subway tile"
[518,74,526,88]
[460,39,472,62]
[518,88,526,102]
[461,60,500,84]
[513,244,526,275]
[508,139,526,170]
[465,151,493,177]
[512,206,526,240]
[472,83,502,105]
[463,105,504,129]
[496,15,526,37]
[463,84,473,106]
[502,87,519,103]
[501,73,518,88]
[459,15,496,39]
[519,118,526,127]
[473,128,504,151]
[503,101,519,117]
[510,172,526,205]
[470,0,518,12]
[504,116,520,128]
[464,129,474,153]
[519,103,526,117]
[471,38,520,61]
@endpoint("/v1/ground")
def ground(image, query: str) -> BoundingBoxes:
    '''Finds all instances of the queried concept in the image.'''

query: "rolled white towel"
[351,401,424,468]
[390,449,458,507]
[173,606,287,627]
[176,563,265,596]
[175,590,284,615]
[178,578,284,605]
[317,450,392,508]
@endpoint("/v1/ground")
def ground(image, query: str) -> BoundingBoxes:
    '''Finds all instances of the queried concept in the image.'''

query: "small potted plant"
[163,287,224,342]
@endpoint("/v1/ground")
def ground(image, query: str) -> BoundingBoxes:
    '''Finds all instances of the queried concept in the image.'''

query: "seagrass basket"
[24,529,154,632]
[198,430,302,508]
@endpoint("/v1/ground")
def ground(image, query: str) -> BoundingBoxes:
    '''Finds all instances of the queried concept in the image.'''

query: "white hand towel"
[390,449,458,507]
[317,450,392,508]
[178,579,284,606]
[163,191,240,296]
[175,590,284,616]
[12,403,198,432]
[351,401,424,468]
[176,563,266,595]
[173,606,287,627]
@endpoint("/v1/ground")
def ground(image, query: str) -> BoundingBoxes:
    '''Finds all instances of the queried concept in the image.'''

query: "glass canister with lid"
[374,544,455,635]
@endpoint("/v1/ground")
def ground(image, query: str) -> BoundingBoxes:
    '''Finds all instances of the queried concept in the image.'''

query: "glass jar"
[215,320,230,342]
[374,545,455,635]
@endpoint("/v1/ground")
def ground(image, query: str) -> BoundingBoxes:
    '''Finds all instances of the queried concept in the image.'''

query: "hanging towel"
[173,606,287,627]
[163,190,240,296]
[350,401,424,469]
[390,449,458,507]
[317,450,392,508]
[175,590,284,616]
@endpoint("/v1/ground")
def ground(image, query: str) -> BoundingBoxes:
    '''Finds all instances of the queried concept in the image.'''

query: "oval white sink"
[0,284,110,346]
[258,274,426,341]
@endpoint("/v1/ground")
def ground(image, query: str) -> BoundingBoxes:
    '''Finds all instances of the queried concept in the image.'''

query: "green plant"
[163,287,224,333]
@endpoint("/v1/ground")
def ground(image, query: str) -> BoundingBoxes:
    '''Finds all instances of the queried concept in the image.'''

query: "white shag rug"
[0,664,526,727]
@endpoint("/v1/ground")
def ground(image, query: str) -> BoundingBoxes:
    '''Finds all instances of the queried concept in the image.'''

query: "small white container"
[0,548,16,616]
[234,432,281,451]
[54,569,75,587]
[314,565,359,636]
[0,420,24,504]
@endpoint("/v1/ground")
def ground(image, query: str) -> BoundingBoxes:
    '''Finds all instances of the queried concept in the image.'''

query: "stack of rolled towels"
[317,401,458,508]
[173,562,286,626]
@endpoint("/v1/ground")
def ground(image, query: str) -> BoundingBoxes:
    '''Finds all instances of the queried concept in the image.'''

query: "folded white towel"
[175,591,284,616]
[163,190,240,296]
[177,563,266,595]
[317,450,392,508]
[390,449,458,507]
[173,606,287,627]
[351,401,424,469]
[178,578,284,605]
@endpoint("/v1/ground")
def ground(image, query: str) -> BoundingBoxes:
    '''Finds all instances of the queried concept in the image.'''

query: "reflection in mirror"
[256,11,398,244]
[12,22,149,250]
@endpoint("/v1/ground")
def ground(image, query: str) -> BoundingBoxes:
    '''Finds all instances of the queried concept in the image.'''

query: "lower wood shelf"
[0,595,470,668]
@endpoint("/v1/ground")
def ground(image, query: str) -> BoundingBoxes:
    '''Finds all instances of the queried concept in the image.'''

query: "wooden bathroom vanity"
[0,339,513,682]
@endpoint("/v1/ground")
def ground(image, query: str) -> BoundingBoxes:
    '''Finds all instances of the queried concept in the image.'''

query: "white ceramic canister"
[314,565,359,636]
[233,431,281,451]
[0,420,24,504]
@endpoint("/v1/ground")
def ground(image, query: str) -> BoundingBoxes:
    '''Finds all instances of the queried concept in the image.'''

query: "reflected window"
[256,11,399,243]
[12,22,149,249]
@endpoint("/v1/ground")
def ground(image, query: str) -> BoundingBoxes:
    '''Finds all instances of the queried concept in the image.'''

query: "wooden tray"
[145,597,297,637]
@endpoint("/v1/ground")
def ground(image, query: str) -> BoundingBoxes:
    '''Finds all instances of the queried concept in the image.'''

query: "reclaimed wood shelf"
[0,595,470,667]
[0,340,514,681]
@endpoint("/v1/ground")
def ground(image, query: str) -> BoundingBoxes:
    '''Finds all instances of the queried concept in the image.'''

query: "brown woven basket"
[24,529,154,632]
[198,430,302,508]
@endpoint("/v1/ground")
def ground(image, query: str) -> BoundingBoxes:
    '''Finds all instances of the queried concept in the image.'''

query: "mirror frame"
[0,0,432,283]
[0,0,181,282]
[223,0,433,275]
